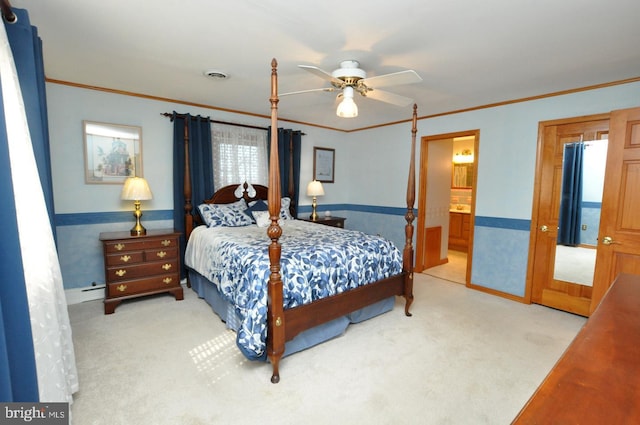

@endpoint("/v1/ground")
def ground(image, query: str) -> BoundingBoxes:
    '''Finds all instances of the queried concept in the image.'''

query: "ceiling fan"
[280,60,423,118]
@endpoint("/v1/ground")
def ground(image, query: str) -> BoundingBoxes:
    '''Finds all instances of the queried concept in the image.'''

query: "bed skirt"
[187,269,394,360]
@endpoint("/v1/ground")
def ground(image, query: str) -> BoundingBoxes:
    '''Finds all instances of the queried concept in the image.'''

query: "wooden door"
[590,107,640,313]
[529,115,609,316]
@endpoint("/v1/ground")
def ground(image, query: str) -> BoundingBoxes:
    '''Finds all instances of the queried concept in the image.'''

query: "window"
[211,124,268,191]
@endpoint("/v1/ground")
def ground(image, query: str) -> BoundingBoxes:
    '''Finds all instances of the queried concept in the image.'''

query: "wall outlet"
[581,224,587,230]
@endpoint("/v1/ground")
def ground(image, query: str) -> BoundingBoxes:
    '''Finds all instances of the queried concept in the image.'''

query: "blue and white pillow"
[280,197,294,220]
[198,199,253,227]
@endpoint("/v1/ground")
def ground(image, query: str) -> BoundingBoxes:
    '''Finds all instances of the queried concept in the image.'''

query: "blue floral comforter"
[184,220,402,360]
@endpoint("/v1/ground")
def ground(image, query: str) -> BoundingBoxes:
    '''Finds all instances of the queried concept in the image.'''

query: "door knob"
[540,225,549,232]
[602,236,619,245]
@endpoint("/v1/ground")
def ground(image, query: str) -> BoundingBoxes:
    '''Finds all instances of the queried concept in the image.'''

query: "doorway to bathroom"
[415,130,479,286]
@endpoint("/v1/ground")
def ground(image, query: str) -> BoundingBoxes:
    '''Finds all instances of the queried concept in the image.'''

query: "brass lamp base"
[310,197,318,221]
[130,223,146,237]
[130,200,147,236]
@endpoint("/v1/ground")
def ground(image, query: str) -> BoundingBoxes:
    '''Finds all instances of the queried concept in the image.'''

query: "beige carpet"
[68,274,585,425]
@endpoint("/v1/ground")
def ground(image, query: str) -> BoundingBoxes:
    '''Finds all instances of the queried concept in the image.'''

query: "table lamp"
[306,180,325,221]
[121,177,153,236]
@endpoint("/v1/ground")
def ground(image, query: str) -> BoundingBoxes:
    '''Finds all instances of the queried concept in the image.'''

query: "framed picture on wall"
[83,121,142,184]
[313,147,335,183]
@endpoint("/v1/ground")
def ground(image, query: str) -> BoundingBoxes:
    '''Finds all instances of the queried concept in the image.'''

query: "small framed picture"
[84,121,142,184]
[313,147,335,183]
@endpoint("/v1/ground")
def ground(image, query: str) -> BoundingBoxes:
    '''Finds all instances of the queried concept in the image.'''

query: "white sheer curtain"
[211,123,268,190]
[0,20,78,402]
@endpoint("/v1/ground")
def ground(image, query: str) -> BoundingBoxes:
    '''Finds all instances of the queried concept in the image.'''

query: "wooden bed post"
[403,104,418,316]
[266,58,285,383]
[183,123,193,240]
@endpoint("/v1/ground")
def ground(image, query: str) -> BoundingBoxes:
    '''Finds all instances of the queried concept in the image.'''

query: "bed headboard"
[203,183,297,215]
[192,182,296,228]
[201,182,269,205]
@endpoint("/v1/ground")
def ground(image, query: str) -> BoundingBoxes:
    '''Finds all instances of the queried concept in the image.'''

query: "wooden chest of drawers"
[100,228,184,314]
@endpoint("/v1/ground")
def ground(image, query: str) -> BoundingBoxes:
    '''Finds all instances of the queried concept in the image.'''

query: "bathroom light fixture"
[336,86,358,118]
[453,149,474,164]
[306,180,325,220]
[121,177,153,236]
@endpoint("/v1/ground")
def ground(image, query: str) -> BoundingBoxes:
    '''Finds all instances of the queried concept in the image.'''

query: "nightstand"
[301,216,346,228]
[99,228,184,314]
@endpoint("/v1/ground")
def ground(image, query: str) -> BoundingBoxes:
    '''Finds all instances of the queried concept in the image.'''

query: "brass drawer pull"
[163,277,173,284]
[116,284,127,292]
[114,243,125,251]
[156,251,167,258]
[115,269,127,277]
[120,255,131,262]
[162,264,172,271]
[161,239,172,247]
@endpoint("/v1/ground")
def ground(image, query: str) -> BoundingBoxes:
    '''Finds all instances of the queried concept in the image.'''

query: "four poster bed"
[182,59,417,383]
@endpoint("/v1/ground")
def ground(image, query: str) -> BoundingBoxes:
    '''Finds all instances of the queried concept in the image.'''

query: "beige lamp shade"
[306,180,325,197]
[307,180,324,221]
[121,177,153,201]
[121,177,153,236]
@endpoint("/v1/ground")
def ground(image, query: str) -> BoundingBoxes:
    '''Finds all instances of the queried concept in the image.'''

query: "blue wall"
[47,80,640,300]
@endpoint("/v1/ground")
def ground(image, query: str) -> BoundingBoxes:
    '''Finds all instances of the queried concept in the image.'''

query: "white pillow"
[253,210,272,228]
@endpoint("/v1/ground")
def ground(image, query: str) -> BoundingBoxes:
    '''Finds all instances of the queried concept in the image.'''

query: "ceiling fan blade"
[299,65,345,87]
[360,70,422,89]
[279,87,336,96]
[362,89,414,107]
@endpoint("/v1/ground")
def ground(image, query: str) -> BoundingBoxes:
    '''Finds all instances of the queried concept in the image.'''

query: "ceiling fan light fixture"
[337,97,358,118]
[336,86,358,118]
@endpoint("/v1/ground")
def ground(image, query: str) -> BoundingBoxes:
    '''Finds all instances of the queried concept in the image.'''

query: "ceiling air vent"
[203,69,229,80]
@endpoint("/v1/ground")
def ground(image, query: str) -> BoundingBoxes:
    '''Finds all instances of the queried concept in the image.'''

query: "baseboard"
[65,285,105,305]
[65,279,189,305]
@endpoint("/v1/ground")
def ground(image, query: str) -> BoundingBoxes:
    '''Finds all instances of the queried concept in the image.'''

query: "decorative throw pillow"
[198,199,252,227]
[280,197,294,220]
[248,198,294,221]
[253,210,273,228]
[244,199,269,222]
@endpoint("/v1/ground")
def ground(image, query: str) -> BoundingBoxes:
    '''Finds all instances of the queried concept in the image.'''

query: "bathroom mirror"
[452,163,473,188]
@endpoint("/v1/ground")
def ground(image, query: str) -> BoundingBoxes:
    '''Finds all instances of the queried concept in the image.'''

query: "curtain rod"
[161,112,267,131]
[160,112,305,135]
[1,0,16,23]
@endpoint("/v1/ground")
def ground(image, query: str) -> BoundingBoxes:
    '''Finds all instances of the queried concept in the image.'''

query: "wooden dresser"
[100,228,184,314]
[513,273,640,423]
[301,216,346,228]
